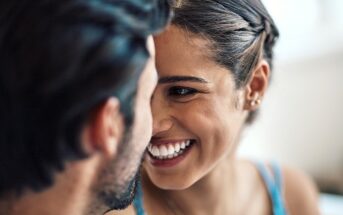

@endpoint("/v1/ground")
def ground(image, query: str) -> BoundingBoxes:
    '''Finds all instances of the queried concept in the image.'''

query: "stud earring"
[250,92,261,107]
[250,99,261,107]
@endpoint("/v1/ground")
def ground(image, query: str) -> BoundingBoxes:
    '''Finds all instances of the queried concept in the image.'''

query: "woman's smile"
[146,139,196,168]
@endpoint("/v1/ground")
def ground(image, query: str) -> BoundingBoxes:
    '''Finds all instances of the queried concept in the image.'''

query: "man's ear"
[82,97,124,159]
[244,60,270,110]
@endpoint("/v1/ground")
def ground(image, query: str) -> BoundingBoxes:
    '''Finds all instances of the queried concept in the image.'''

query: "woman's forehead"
[154,25,210,53]
[154,26,216,71]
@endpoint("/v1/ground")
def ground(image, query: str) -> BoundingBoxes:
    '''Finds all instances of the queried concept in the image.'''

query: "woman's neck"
[142,157,241,215]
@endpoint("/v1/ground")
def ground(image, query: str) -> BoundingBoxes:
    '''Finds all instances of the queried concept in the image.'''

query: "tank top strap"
[271,162,283,191]
[254,161,288,215]
[133,180,146,215]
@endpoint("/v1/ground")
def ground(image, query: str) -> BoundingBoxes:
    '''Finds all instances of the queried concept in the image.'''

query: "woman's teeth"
[148,140,192,160]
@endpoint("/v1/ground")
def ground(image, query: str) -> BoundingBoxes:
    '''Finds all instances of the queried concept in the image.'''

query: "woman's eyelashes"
[166,86,203,102]
[168,86,198,96]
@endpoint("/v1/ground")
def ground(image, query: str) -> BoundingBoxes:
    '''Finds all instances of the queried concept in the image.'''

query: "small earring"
[250,99,261,107]
[250,92,261,107]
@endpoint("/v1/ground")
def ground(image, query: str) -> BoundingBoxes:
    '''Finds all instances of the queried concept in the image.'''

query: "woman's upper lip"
[149,138,193,146]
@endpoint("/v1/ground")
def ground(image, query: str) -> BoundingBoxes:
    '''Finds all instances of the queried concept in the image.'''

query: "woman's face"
[143,26,248,189]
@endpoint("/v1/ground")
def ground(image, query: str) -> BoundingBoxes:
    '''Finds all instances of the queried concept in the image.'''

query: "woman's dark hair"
[171,0,279,123]
[0,0,171,196]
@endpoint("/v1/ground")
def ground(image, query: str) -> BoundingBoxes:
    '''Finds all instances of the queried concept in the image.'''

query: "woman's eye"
[168,86,198,97]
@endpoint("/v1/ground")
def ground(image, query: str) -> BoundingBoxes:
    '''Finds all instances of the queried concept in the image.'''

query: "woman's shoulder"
[239,159,320,214]
[281,165,320,215]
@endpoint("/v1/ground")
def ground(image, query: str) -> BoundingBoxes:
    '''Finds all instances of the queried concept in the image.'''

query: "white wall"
[238,52,343,180]
[238,0,343,190]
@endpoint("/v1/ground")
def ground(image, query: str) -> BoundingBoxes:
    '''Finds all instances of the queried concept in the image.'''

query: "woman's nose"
[151,94,173,136]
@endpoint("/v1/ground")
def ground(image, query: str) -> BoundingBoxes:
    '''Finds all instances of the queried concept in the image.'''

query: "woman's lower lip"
[147,143,194,168]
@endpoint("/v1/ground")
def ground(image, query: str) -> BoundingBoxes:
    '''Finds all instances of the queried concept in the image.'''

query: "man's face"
[93,38,157,211]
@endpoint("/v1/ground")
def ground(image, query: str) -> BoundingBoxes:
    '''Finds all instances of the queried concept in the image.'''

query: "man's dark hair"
[0,0,171,196]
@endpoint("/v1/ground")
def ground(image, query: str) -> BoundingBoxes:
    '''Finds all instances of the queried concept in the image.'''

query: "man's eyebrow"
[158,76,208,84]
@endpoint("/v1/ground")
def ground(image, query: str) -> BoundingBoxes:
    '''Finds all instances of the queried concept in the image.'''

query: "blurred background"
[237,0,343,214]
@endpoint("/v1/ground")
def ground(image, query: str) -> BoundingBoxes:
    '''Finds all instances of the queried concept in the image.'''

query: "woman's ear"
[244,60,270,110]
[82,97,124,159]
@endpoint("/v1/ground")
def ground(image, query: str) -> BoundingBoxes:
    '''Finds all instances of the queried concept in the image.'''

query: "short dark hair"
[171,0,279,123]
[0,0,171,196]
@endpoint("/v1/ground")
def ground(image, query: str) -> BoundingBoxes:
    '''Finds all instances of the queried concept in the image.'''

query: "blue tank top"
[133,162,288,215]
[255,161,288,215]
[133,180,145,215]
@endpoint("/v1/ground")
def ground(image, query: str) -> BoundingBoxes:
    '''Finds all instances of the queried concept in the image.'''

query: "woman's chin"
[147,174,196,191]
[156,182,192,191]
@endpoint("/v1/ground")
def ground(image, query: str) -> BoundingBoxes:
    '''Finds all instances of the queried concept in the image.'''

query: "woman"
[112,0,319,214]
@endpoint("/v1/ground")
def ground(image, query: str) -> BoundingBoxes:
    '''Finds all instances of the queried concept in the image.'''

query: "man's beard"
[99,170,139,211]
[91,125,146,213]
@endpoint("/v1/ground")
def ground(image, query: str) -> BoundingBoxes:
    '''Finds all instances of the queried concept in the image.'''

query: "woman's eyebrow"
[158,76,209,84]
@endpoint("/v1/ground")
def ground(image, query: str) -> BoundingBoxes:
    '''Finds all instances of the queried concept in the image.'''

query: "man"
[0,0,171,214]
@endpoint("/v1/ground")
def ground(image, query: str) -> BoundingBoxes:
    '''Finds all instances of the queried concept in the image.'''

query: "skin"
[112,26,319,215]
[145,27,248,190]
[0,37,158,215]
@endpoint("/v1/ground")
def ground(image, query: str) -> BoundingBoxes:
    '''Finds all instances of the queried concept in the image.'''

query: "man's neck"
[1,156,101,215]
